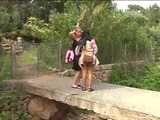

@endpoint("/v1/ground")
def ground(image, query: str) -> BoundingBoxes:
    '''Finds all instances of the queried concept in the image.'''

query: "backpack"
[82,40,94,64]
[65,49,74,64]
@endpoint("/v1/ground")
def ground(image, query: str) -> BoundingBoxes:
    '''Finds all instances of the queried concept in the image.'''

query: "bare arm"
[91,39,98,55]
[69,30,76,40]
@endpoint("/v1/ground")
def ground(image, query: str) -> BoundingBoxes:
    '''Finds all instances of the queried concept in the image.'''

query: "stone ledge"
[6,75,160,120]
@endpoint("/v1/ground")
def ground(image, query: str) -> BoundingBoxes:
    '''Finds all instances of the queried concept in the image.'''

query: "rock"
[28,96,58,120]
[31,116,41,120]
[59,69,75,77]
[94,69,112,81]
[51,67,59,72]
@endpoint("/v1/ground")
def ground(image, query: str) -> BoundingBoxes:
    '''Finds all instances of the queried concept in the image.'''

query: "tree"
[145,4,160,26]
[128,4,145,12]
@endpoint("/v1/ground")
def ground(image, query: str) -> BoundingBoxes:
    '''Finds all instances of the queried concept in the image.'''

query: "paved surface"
[8,74,160,120]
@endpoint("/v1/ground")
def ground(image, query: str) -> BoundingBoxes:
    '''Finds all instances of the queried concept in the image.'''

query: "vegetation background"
[0,0,160,119]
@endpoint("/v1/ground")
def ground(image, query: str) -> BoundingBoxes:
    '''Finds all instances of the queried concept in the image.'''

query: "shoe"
[72,84,81,89]
[81,86,87,91]
[87,88,94,92]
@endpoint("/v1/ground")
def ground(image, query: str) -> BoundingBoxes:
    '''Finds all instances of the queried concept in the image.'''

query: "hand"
[79,64,84,68]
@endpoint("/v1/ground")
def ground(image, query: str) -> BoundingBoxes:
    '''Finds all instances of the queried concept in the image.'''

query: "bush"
[110,63,160,91]
[0,55,11,81]
[0,89,29,120]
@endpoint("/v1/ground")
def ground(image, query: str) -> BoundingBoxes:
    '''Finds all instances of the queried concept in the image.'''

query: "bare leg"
[85,67,89,89]
[82,66,87,90]
[73,70,82,86]
[87,66,94,91]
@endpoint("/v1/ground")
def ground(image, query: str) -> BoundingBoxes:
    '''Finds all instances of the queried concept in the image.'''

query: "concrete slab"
[8,74,160,120]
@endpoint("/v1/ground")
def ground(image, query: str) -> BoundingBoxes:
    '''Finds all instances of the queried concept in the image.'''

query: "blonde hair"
[74,23,83,32]
[69,23,83,39]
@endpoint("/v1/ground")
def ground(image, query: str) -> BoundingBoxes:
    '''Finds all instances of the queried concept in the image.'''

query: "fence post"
[58,40,63,71]
[35,43,40,77]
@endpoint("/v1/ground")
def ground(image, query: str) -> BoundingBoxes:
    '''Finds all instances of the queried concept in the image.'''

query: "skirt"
[72,55,81,71]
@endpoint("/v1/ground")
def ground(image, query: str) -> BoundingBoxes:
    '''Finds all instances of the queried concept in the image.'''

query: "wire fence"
[0,37,155,80]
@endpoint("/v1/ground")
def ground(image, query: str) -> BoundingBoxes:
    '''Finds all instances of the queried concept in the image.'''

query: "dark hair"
[79,31,92,47]
[81,31,92,41]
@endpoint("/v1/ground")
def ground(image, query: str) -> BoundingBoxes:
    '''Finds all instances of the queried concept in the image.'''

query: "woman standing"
[69,26,83,89]
[79,32,99,91]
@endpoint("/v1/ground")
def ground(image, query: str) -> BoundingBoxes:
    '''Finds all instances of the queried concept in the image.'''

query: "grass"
[0,55,11,81]
[17,48,37,65]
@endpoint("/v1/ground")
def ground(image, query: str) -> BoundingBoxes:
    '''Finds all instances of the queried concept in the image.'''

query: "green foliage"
[21,1,79,68]
[38,43,59,69]
[0,0,160,89]
[128,4,145,12]
[145,4,160,26]
[1,0,160,119]
[22,17,50,41]
[149,23,160,44]
[22,1,153,65]
[0,6,21,33]
[17,48,37,65]
[0,55,11,81]
[0,89,29,120]
[91,9,151,63]
[110,64,160,91]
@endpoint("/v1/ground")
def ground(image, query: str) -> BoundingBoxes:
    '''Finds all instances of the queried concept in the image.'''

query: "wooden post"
[35,43,40,77]
[58,40,63,71]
